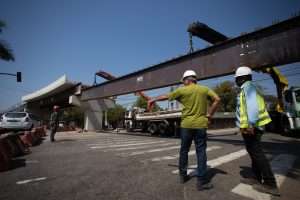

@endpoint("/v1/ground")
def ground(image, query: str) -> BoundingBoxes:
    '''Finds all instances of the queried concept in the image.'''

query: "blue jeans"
[179,128,207,181]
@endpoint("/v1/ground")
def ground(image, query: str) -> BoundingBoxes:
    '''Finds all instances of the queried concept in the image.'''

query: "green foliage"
[133,96,161,111]
[133,96,147,109]
[0,20,14,61]
[62,107,84,127]
[0,20,6,32]
[107,104,126,128]
[213,81,238,112]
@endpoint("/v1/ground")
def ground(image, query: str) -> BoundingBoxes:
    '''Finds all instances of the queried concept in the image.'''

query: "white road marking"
[151,146,222,162]
[231,154,296,200]
[16,177,47,185]
[172,149,248,175]
[25,160,39,164]
[207,128,238,134]
[113,142,179,151]
[122,145,181,156]
[90,141,166,149]
[87,139,161,146]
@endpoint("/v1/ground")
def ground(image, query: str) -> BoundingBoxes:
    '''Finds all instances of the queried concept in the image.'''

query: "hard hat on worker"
[235,66,252,78]
[53,105,60,110]
[182,70,197,81]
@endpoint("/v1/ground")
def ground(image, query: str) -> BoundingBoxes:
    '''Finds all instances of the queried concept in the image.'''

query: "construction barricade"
[0,134,12,171]
[0,126,46,172]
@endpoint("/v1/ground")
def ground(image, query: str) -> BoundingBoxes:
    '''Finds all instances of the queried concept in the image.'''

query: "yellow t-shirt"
[168,84,218,128]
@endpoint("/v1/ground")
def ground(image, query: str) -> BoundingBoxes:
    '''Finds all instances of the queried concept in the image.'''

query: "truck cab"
[283,87,300,132]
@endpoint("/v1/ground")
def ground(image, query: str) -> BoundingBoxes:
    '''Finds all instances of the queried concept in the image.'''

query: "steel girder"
[81,16,300,101]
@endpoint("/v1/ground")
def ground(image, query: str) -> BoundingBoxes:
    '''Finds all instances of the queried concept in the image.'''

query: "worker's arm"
[147,87,182,111]
[207,92,221,123]
[49,113,56,127]
[241,83,260,135]
[207,95,221,117]
[147,94,169,111]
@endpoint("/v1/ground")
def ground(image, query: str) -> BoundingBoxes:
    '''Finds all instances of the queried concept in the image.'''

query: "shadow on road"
[10,158,26,170]
[54,139,77,143]
[239,166,255,179]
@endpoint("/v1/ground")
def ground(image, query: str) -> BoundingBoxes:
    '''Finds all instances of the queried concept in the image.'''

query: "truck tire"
[125,122,132,132]
[148,123,158,135]
[282,116,291,134]
[158,122,169,136]
[141,123,148,133]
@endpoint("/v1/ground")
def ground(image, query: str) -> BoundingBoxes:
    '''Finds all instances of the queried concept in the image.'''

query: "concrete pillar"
[104,111,108,128]
[69,95,115,131]
[84,110,103,131]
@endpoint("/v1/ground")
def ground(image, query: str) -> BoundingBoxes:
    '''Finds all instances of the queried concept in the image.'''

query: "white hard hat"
[182,70,197,81]
[235,66,252,77]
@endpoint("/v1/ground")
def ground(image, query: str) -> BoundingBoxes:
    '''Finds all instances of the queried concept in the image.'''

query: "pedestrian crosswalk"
[86,133,296,198]
[150,146,221,162]
[89,140,167,149]
[231,154,296,200]
[113,142,176,151]
[172,149,248,175]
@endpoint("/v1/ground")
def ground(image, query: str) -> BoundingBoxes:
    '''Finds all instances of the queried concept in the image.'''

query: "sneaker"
[253,184,281,196]
[197,181,213,191]
[179,175,190,184]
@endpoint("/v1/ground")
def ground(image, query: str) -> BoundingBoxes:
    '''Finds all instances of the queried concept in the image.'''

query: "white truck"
[125,108,235,136]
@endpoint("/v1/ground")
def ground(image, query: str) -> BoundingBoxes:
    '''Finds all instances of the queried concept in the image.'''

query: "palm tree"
[0,20,14,61]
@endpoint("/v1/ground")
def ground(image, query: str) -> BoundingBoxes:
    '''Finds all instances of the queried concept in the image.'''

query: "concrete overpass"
[22,75,115,131]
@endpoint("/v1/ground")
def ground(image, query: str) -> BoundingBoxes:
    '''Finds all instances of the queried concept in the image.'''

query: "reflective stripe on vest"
[239,90,272,128]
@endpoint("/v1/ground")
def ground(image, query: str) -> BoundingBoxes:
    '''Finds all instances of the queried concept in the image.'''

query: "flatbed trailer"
[125,109,235,136]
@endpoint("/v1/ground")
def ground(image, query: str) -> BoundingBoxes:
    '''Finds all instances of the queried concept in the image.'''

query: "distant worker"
[148,70,220,191]
[234,66,280,196]
[49,105,60,142]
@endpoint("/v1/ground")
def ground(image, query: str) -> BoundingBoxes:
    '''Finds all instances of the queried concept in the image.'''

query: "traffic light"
[17,72,22,82]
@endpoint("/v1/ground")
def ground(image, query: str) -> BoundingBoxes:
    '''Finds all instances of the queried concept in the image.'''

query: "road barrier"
[20,131,34,147]
[0,135,12,171]
[0,126,46,172]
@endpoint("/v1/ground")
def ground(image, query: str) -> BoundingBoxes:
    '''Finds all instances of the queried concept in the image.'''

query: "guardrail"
[0,126,46,172]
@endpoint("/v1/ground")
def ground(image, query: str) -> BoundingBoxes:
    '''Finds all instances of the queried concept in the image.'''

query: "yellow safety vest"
[239,89,272,128]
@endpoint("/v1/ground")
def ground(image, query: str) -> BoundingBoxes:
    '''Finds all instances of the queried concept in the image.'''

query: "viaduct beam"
[81,16,300,101]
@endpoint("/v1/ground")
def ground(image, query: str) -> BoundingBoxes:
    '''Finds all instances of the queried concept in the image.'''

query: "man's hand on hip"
[240,128,255,135]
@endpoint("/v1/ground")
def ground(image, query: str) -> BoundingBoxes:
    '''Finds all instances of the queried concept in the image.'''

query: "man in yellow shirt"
[148,70,220,191]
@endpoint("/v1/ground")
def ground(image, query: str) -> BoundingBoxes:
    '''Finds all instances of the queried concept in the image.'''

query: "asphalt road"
[1,128,300,200]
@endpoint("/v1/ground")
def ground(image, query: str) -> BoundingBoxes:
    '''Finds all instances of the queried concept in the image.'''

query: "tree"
[107,104,126,128]
[133,96,161,111]
[0,20,14,61]
[213,81,238,112]
[62,107,84,128]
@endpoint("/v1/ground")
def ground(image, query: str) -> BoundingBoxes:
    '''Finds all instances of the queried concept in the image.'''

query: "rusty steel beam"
[81,16,300,101]
[95,70,117,81]
[188,21,229,44]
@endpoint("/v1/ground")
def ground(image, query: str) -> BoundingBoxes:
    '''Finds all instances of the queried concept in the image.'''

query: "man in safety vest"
[148,70,220,191]
[235,66,280,196]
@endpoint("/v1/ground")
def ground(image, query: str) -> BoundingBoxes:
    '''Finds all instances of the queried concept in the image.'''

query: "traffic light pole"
[0,72,22,82]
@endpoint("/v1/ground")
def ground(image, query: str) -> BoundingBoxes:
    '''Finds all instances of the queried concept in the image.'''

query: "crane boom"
[261,67,289,113]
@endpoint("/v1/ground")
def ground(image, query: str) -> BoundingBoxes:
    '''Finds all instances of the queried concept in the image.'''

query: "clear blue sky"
[1,0,300,110]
